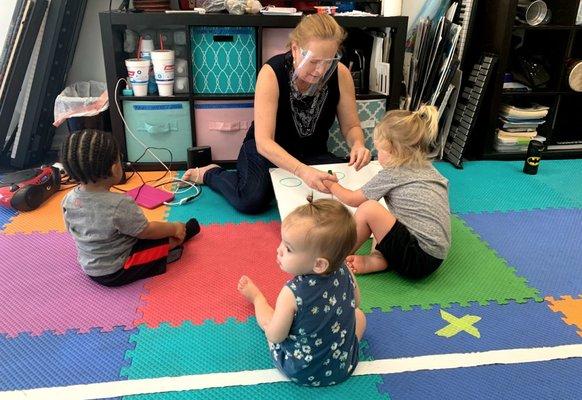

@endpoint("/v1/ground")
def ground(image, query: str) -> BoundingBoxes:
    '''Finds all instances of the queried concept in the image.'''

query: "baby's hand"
[173,222,186,243]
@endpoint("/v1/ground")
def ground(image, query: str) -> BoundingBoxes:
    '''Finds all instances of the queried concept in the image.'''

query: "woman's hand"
[297,165,338,194]
[348,144,371,171]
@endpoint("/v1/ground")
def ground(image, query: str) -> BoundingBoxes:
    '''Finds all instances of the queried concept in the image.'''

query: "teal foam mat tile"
[166,173,280,225]
[434,161,580,213]
[121,318,271,379]
[528,159,582,206]
[123,318,372,379]
[121,375,388,399]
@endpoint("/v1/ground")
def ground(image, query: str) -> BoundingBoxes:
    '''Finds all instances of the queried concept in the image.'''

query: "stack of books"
[494,103,549,152]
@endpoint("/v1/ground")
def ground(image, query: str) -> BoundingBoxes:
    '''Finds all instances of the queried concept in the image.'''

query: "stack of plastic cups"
[151,50,175,96]
[125,58,150,96]
[174,58,189,93]
[139,38,158,95]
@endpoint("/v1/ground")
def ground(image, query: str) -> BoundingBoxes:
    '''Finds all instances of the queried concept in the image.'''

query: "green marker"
[328,169,333,175]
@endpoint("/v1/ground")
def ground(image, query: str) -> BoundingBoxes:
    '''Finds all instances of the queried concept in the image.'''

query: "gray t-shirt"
[62,187,148,276]
[361,164,451,259]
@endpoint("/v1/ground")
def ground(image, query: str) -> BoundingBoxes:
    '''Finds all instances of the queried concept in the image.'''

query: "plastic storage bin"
[191,27,257,94]
[327,99,386,158]
[194,100,254,160]
[123,101,192,163]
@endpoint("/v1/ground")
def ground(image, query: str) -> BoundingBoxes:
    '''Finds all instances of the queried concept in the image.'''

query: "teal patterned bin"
[191,27,257,94]
[327,99,386,158]
[123,101,192,163]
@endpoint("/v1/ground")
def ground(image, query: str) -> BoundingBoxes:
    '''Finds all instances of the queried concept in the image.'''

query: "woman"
[184,14,371,214]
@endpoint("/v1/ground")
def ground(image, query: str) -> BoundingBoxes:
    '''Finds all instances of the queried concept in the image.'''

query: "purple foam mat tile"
[459,209,582,297]
[378,357,582,400]
[0,233,147,337]
[0,327,137,391]
[363,301,581,361]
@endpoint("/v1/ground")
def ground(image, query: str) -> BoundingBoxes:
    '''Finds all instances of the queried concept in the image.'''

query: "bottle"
[523,139,544,175]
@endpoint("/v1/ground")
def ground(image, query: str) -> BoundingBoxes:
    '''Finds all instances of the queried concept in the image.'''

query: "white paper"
[269,161,387,220]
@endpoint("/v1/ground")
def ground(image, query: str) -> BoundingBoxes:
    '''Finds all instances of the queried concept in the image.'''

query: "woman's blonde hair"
[288,14,347,48]
[283,199,356,274]
[374,104,439,167]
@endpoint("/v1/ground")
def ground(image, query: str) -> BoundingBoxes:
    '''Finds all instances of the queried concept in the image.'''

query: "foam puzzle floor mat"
[165,172,280,226]
[460,208,582,297]
[135,222,287,328]
[363,300,582,361]
[357,216,541,313]
[547,295,582,337]
[0,232,146,337]
[1,159,581,399]
[1,172,172,235]
[434,161,582,213]
[378,357,582,400]
[0,327,136,391]
[121,375,388,400]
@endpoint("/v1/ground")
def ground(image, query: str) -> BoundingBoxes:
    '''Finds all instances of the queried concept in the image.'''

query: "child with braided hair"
[60,129,200,287]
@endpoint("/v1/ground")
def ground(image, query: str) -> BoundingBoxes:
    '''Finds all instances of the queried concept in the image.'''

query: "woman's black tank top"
[245,52,340,160]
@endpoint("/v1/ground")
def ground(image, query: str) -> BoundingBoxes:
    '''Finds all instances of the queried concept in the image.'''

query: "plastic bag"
[53,81,109,128]
[225,0,245,14]
[197,0,225,12]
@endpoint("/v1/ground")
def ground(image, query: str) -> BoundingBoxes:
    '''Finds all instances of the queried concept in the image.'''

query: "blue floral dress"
[270,264,359,386]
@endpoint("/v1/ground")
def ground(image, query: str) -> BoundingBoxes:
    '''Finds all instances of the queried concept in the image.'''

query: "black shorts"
[376,220,443,279]
[90,238,170,287]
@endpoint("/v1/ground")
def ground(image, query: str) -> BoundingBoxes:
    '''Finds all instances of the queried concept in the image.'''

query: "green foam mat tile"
[356,238,373,255]
[121,375,388,399]
[434,161,581,213]
[357,215,542,312]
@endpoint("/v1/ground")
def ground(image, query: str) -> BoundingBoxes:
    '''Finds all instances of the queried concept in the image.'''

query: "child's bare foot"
[182,164,220,185]
[346,254,388,275]
[238,275,262,303]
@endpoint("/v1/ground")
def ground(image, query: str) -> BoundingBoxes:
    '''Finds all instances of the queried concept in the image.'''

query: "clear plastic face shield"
[291,47,342,96]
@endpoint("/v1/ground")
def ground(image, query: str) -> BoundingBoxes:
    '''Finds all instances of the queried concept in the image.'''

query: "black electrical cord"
[112,146,174,205]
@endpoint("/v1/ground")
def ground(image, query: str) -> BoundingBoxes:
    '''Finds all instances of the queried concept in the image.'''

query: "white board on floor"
[269,161,387,220]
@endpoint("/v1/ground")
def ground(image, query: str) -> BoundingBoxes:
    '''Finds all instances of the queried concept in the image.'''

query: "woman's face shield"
[292,46,342,96]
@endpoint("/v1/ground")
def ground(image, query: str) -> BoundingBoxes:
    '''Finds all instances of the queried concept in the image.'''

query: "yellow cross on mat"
[435,309,481,338]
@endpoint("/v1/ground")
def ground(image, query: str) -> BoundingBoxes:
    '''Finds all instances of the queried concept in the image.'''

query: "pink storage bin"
[194,100,254,161]
[262,28,293,64]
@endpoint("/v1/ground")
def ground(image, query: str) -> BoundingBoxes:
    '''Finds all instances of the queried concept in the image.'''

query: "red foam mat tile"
[135,221,288,327]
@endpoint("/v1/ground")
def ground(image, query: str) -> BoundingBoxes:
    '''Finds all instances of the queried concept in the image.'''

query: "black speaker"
[187,146,212,169]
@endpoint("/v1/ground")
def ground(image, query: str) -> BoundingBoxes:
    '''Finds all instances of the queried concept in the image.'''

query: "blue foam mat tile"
[0,327,137,391]
[166,172,280,225]
[459,209,582,297]
[0,206,17,230]
[434,161,580,213]
[121,375,388,400]
[363,301,581,361]
[378,358,582,400]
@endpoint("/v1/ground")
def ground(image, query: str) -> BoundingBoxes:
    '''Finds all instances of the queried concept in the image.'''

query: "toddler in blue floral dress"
[238,198,366,387]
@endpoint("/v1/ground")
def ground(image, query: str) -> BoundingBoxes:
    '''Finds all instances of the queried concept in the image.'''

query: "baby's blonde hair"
[374,104,439,167]
[283,199,356,274]
[288,14,347,48]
